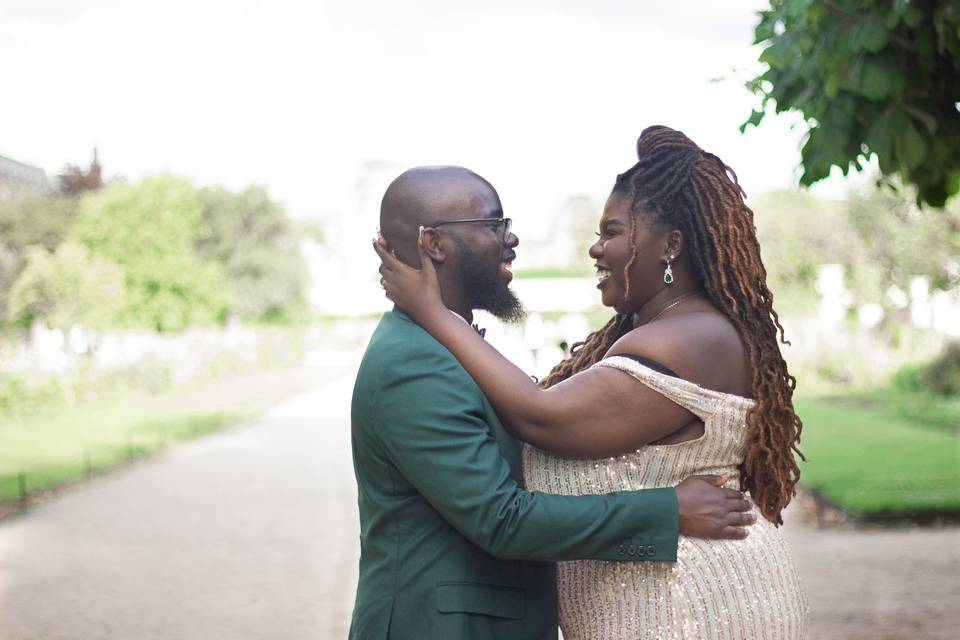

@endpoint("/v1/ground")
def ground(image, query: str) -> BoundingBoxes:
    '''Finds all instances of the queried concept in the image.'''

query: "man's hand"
[675,475,756,539]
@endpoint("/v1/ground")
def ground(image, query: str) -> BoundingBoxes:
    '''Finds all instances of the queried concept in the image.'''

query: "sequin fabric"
[523,356,809,639]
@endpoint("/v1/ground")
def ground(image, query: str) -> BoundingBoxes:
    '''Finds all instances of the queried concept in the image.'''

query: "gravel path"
[1,360,957,639]
[0,363,359,640]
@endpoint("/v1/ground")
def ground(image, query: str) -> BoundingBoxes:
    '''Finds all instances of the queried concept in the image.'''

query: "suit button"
[618,544,626,556]
[627,545,636,556]
[647,545,656,556]
[637,545,647,557]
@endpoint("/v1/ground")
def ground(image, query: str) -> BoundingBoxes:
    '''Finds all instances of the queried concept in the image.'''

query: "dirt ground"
[782,499,960,640]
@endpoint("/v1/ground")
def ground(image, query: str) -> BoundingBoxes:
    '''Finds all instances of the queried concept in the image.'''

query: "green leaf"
[861,57,895,99]
[920,182,948,208]
[915,27,937,71]
[850,13,891,53]
[800,129,834,184]
[904,6,924,28]
[759,40,795,69]
[755,15,777,42]
[740,108,766,133]
[825,70,842,97]
[843,56,866,92]
[947,172,960,199]
[866,108,894,161]
[885,11,901,30]
[902,105,939,134]
[895,122,927,170]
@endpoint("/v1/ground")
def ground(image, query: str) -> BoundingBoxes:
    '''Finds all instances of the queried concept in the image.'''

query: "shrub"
[0,375,29,414]
[918,342,960,397]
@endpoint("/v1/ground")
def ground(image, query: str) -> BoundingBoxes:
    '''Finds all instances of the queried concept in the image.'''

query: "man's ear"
[419,227,447,264]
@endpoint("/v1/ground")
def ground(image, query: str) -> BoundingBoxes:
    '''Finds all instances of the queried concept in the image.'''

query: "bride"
[375,125,809,639]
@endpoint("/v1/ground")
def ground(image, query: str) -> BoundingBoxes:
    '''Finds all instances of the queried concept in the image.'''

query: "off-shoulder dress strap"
[595,354,751,420]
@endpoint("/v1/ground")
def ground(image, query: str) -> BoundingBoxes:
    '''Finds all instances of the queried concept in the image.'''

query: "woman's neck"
[632,286,705,327]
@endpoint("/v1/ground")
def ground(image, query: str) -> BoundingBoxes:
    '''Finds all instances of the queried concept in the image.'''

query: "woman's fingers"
[372,238,396,271]
[416,227,438,280]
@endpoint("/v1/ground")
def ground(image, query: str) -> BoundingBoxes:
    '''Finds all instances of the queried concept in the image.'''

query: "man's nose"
[505,231,519,248]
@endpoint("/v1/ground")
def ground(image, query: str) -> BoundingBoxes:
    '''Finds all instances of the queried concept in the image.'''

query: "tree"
[750,190,865,311]
[70,175,229,332]
[844,180,960,302]
[8,242,124,331]
[750,183,960,314]
[744,0,960,207]
[195,186,308,322]
[0,194,79,321]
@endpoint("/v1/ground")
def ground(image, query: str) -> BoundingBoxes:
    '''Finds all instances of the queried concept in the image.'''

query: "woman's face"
[589,192,670,314]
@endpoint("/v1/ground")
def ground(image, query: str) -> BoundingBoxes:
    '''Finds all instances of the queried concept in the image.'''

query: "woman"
[375,126,809,639]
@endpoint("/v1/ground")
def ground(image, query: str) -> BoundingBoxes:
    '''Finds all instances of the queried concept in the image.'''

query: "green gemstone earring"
[663,256,675,285]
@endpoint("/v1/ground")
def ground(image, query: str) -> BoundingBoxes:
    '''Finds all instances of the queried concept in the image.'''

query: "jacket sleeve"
[369,344,679,562]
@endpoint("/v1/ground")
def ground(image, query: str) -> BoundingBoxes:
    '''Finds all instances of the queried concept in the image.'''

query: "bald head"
[380,166,500,266]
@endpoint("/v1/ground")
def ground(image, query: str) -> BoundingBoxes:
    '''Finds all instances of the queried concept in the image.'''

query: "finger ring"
[379,277,386,289]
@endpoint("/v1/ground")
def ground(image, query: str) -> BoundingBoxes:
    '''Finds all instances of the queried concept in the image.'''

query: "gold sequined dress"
[523,356,809,639]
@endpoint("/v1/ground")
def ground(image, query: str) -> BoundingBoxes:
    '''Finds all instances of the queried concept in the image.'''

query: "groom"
[350,166,754,639]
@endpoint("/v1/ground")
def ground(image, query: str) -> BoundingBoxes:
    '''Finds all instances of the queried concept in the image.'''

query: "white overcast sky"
[1,0,858,228]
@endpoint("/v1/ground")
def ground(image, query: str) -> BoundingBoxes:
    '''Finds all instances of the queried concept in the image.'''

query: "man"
[350,166,753,639]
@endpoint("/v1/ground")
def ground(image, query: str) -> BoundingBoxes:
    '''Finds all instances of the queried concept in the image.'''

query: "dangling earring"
[663,255,675,285]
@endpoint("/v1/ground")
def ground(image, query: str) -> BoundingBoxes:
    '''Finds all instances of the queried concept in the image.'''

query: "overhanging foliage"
[745,0,960,207]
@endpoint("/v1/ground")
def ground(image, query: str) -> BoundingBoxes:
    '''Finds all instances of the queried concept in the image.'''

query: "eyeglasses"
[428,217,512,242]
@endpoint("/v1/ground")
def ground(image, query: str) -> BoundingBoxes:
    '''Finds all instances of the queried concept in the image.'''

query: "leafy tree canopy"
[745,0,960,207]
[196,186,307,322]
[751,182,960,313]
[8,242,124,331]
[0,194,79,320]
[844,179,960,298]
[70,175,229,332]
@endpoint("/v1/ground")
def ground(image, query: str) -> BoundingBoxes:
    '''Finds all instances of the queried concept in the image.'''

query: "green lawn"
[513,266,593,279]
[795,394,960,515]
[0,401,243,503]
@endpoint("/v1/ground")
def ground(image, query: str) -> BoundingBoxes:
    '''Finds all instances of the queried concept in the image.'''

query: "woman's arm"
[375,238,696,458]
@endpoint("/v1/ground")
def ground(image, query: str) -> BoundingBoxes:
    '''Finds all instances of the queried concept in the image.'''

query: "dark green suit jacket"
[349,310,679,639]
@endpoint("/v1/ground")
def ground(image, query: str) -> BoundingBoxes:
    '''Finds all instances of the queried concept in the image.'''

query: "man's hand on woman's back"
[675,475,756,539]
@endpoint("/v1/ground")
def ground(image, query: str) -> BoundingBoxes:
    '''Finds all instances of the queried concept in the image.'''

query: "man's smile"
[500,257,514,283]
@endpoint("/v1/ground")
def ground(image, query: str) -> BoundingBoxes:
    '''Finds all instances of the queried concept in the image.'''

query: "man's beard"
[453,236,526,324]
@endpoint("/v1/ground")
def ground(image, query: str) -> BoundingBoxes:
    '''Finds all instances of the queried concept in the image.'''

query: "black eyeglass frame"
[426,217,512,241]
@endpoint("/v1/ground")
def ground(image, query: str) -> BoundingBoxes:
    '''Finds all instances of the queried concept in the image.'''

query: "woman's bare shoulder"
[606,311,748,392]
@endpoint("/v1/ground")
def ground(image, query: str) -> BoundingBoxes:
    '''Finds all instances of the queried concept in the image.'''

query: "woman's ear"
[663,229,684,261]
